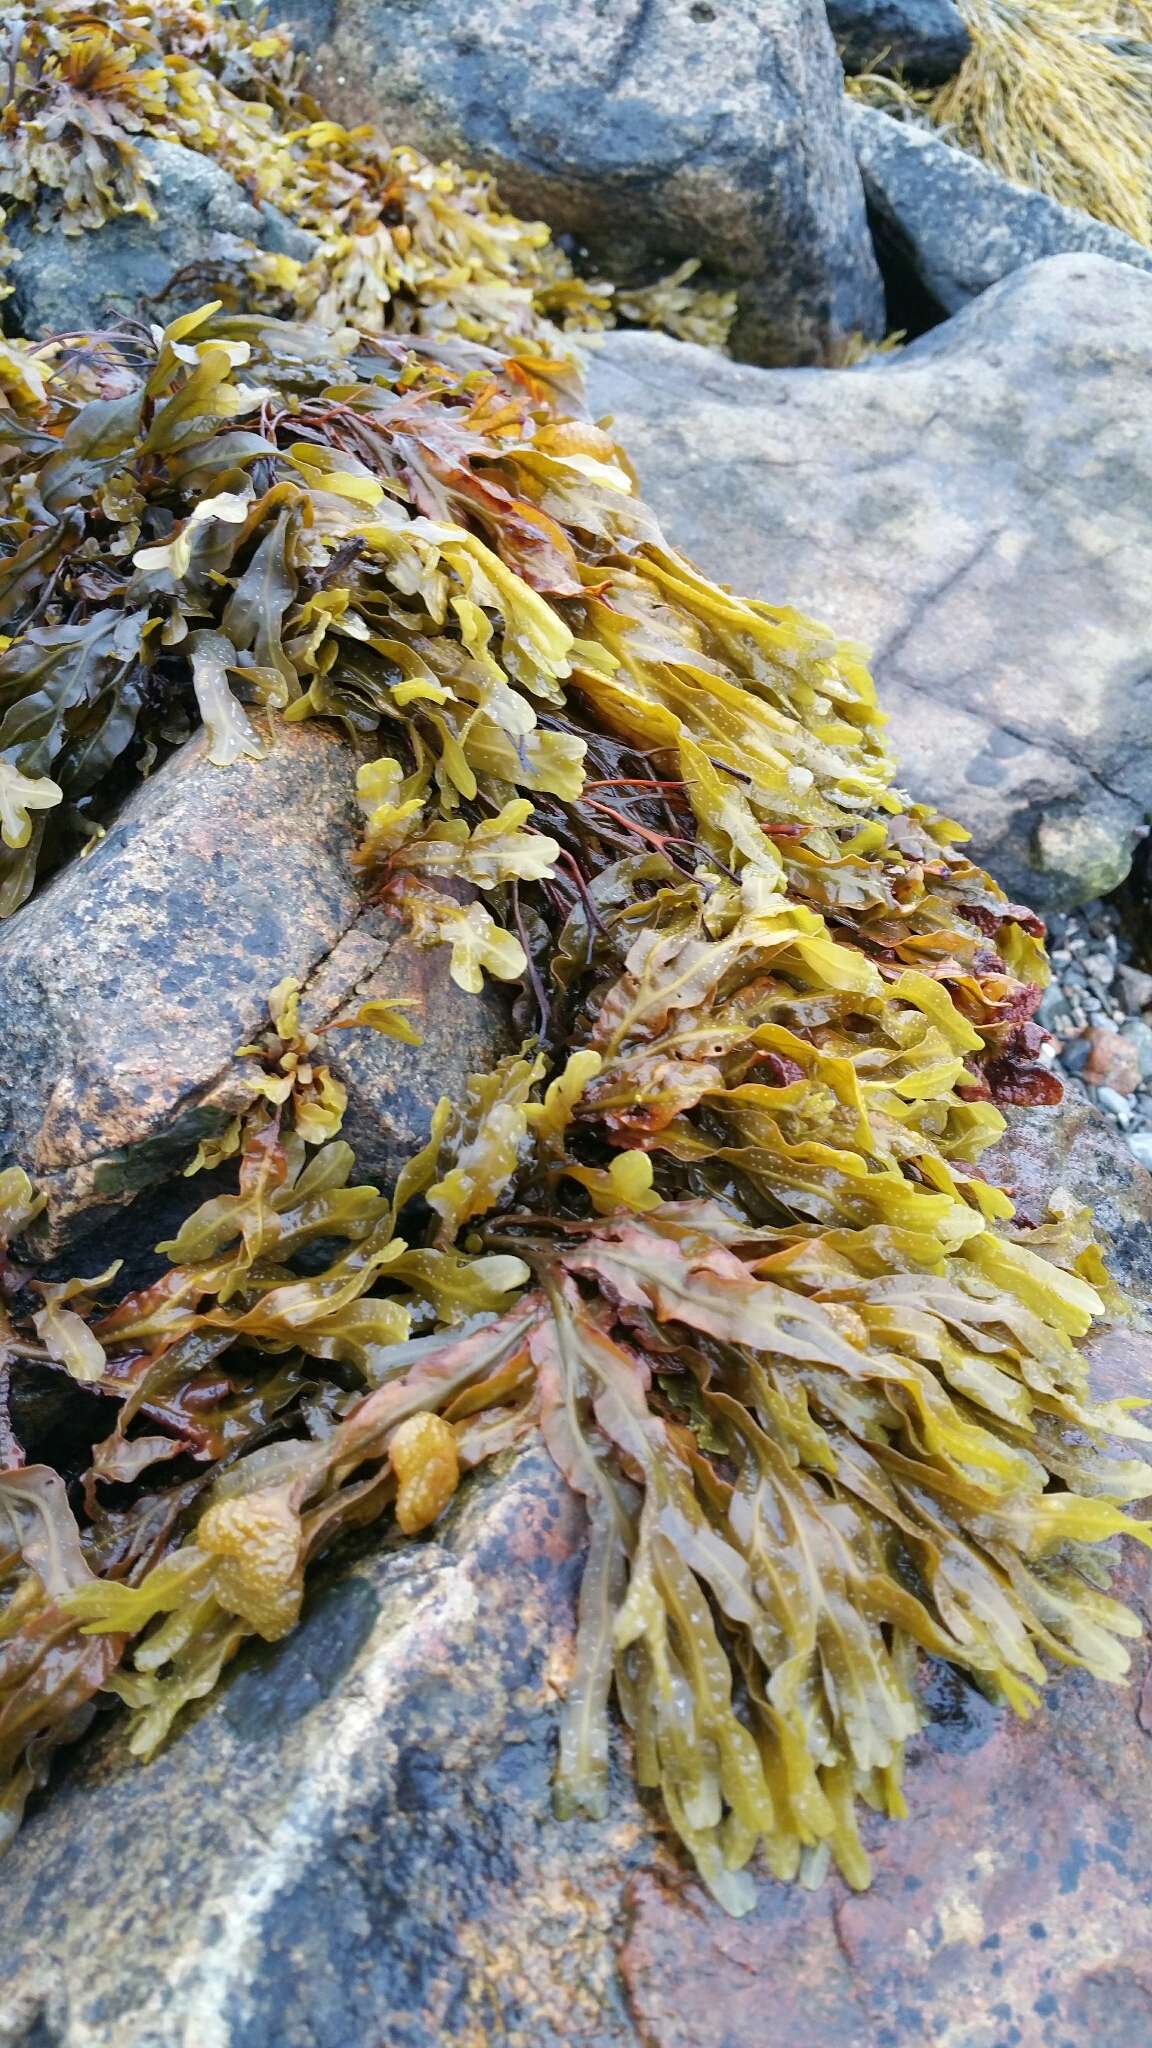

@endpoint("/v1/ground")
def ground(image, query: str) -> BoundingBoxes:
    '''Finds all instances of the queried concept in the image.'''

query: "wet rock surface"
[585,254,1152,909]
[986,1086,1152,1301]
[0,1447,653,2048]
[5,138,315,340]
[275,0,884,366]
[828,0,970,83]
[850,103,1152,316]
[0,716,510,1257]
[1,1110,1150,2047]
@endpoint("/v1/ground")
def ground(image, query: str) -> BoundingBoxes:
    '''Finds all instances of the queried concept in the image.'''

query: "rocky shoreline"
[1,2,1151,2044]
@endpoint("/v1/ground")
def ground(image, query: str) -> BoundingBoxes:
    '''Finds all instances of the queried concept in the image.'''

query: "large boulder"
[0,1104,1150,2048]
[274,0,885,367]
[828,0,970,82]
[4,137,315,340]
[850,104,1152,315]
[0,716,511,1257]
[584,254,1152,909]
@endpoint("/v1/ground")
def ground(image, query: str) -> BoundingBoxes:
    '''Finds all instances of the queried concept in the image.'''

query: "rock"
[0,716,511,1258]
[1037,984,1072,1034]
[1120,1018,1152,1082]
[5,138,316,340]
[985,1081,1152,1298]
[1118,963,1152,1014]
[827,0,969,82]
[849,103,1152,317]
[584,254,1152,908]
[0,1445,654,2048]
[1082,1027,1141,1096]
[1083,950,1117,990]
[6,1368,115,1476]
[274,0,884,366]
[2,1110,1151,2045]
[1097,1085,1133,1126]
[1128,1131,1152,1171]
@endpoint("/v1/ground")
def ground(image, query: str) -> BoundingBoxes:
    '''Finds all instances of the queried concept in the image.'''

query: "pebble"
[1096,1085,1132,1124]
[1117,963,1152,1012]
[1037,984,1071,1031]
[1081,1026,1141,1094]
[1059,1033,1091,1077]
[1119,1016,1152,1079]
[1082,951,1116,988]
[1129,1131,1152,1170]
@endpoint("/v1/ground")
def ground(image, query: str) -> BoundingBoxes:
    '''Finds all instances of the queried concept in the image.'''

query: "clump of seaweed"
[0,0,734,350]
[848,0,1152,247]
[0,294,1148,1912]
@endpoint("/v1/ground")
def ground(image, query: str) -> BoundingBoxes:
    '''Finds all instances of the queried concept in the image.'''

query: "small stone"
[1117,963,1152,1012]
[1037,984,1071,1031]
[1127,1130,1152,1170]
[1097,1085,1133,1124]
[1082,951,1116,989]
[1119,1017,1152,1081]
[1080,1027,1141,1095]
[1059,1034,1092,1077]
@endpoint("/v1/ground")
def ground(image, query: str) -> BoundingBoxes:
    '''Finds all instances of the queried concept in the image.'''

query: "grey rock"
[6,1367,114,1476]
[6,138,316,340]
[1119,1017,1152,1081]
[0,717,511,1257]
[849,103,1152,315]
[1036,984,1072,1033]
[584,254,1152,908]
[1083,949,1116,988]
[1128,1129,1152,1170]
[1059,1035,1092,1078]
[985,1079,1152,1298]
[1096,1084,1132,1124]
[274,0,884,366]
[0,1446,652,2048]
[1117,962,1152,1013]
[827,0,969,82]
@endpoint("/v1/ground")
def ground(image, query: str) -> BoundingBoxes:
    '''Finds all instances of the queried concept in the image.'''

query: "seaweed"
[848,1,1152,250]
[0,0,734,350]
[0,0,1148,1917]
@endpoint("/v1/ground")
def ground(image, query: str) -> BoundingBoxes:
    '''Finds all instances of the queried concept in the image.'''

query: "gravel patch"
[1038,898,1152,1169]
